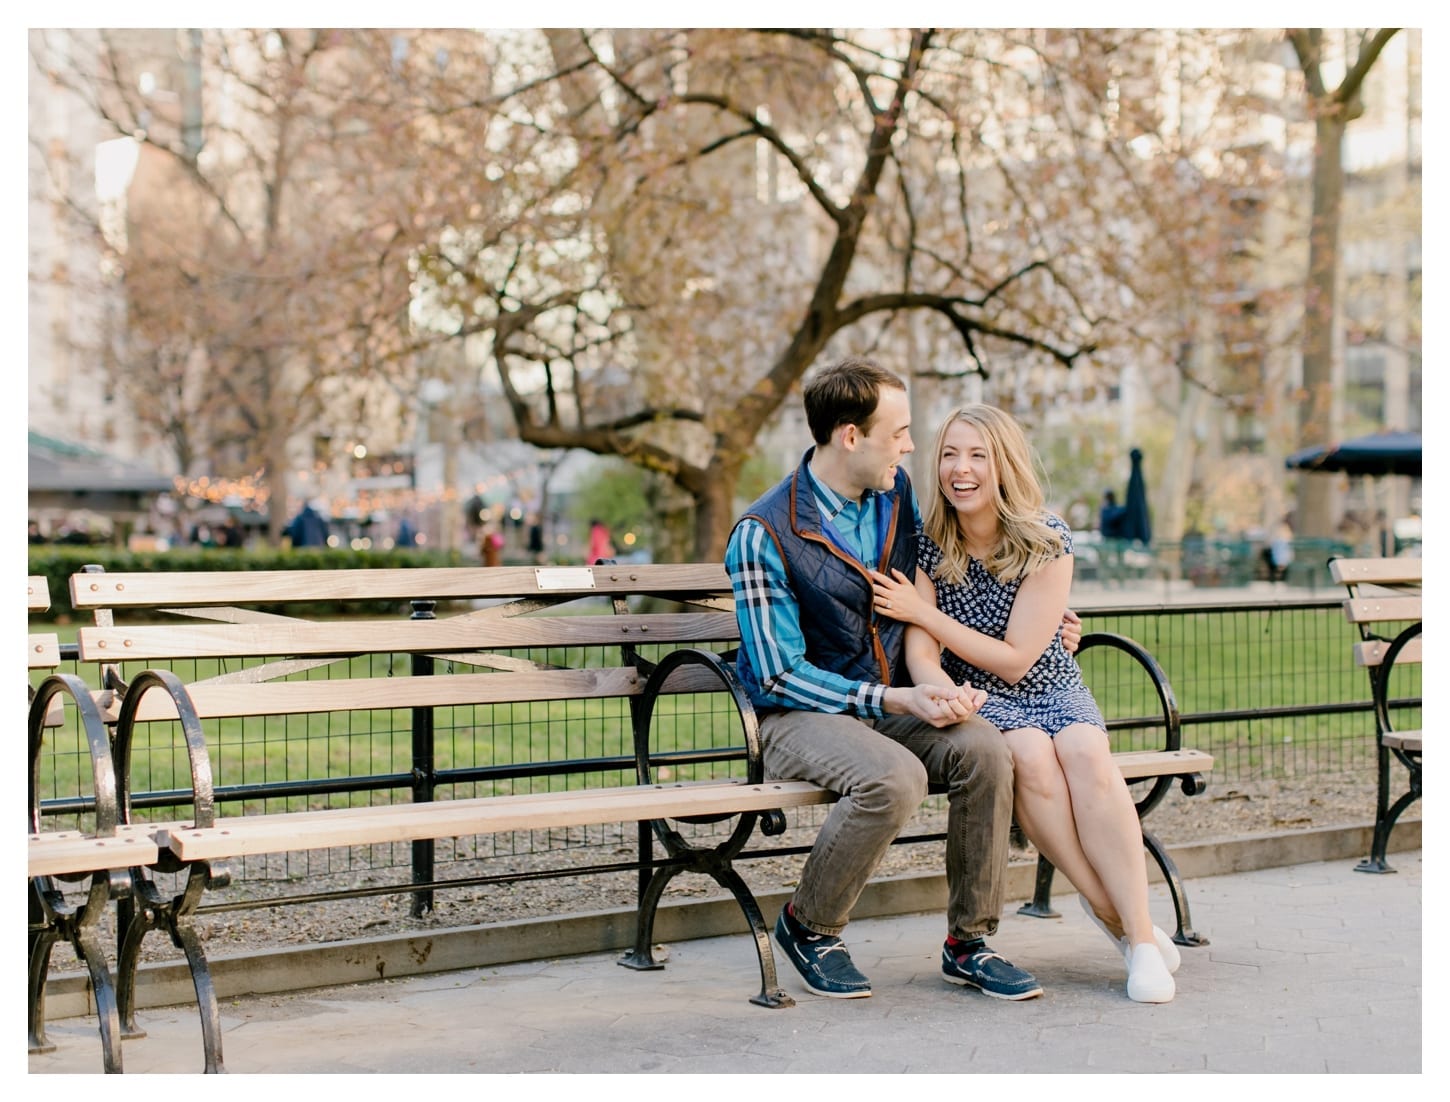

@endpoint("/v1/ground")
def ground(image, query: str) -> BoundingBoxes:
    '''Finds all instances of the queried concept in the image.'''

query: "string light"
[172,463,541,523]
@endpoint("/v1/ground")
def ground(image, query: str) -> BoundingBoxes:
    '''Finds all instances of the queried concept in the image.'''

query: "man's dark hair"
[802,357,907,445]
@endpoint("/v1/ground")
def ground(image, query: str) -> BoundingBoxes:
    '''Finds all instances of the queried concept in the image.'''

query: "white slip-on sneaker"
[1125,942,1176,1003]
[1147,925,1182,974]
[1078,895,1181,974]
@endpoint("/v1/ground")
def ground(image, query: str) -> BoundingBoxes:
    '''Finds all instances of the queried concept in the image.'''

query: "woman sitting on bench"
[871,405,1179,1004]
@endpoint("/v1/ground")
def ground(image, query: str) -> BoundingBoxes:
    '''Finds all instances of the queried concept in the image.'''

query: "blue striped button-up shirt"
[726,474,921,718]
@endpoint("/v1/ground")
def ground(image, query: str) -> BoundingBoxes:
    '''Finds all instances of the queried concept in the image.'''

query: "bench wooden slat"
[1383,729,1422,752]
[104,661,739,723]
[28,832,161,877]
[1329,558,1422,586]
[163,779,836,860]
[70,564,732,608]
[1110,748,1214,780]
[77,612,741,662]
[29,576,51,612]
[1342,596,1422,624]
[1353,637,1423,668]
[159,745,1211,863]
[29,633,60,669]
[102,668,644,722]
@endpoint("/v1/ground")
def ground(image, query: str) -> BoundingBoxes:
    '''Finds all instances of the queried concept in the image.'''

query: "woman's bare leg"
[1052,723,1155,947]
[1002,727,1120,936]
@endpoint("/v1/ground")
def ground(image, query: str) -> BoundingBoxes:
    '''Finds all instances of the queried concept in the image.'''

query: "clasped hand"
[892,682,987,727]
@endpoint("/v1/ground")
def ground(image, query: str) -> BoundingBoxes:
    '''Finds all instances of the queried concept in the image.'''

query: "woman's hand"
[957,680,988,712]
[870,568,929,624]
[1060,608,1082,654]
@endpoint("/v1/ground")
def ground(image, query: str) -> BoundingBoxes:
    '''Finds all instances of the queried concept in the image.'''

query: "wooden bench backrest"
[29,634,61,670]
[67,564,743,725]
[70,563,733,610]
[1330,557,1422,669]
[1328,558,1422,588]
[91,666,732,724]
[77,610,740,662]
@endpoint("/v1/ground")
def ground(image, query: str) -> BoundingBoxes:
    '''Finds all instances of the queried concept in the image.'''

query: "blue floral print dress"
[918,513,1105,736]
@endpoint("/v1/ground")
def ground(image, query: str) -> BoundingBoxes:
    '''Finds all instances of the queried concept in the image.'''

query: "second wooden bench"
[1330,556,1423,873]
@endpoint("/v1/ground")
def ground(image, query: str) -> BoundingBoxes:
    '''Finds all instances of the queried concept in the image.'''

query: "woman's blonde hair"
[923,404,1064,586]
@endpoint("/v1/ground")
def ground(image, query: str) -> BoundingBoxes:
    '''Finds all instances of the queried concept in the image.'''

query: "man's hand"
[1060,608,1082,655]
[883,683,984,728]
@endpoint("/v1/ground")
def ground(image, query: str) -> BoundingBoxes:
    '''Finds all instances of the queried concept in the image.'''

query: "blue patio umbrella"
[1119,447,1152,545]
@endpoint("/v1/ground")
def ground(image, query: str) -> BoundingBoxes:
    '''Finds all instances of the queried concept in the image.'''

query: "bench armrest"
[113,668,228,881]
[632,646,763,785]
[1078,631,1186,818]
[631,646,776,848]
[1374,621,1422,747]
[29,673,120,840]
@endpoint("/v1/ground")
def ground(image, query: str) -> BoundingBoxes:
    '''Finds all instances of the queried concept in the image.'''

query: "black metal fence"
[1078,598,1412,782]
[33,597,1418,901]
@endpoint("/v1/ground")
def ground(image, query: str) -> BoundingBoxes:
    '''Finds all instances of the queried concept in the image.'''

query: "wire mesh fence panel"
[1080,601,1379,785]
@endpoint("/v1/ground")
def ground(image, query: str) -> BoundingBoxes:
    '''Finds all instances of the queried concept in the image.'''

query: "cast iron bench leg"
[619,851,793,1008]
[1017,831,1209,948]
[29,874,127,1071]
[115,894,150,1041]
[711,863,792,1008]
[74,922,125,1073]
[1016,855,1061,919]
[618,863,679,973]
[174,914,226,1073]
[27,922,58,1055]
[1357,759,1419,874]
[1356,742,1396,873]
[1141,827,1208,946]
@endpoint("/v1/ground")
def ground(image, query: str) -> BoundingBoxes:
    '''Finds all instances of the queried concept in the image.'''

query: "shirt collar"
[805,460,873,522]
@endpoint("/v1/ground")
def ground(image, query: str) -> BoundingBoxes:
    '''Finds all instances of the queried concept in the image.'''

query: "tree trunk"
[1161,370,1207,544]
[266,429,291,548]
[692,457,747,561]
[1295,110,1348,539]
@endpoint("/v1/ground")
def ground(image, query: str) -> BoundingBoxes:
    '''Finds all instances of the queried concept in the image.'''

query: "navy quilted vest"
[733,448,918,706]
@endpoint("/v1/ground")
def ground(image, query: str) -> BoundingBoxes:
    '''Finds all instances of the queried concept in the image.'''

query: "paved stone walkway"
[25,851,1422,1075]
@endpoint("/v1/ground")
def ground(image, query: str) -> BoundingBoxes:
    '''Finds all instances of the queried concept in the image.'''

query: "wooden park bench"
[48,562,1212,1072]
[1330,557,1423,873]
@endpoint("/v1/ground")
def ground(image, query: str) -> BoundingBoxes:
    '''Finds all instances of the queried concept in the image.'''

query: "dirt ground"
[46,769,1385,974]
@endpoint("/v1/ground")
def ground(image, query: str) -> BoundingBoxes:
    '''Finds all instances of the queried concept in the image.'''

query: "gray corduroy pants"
[760,709,1014,941]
